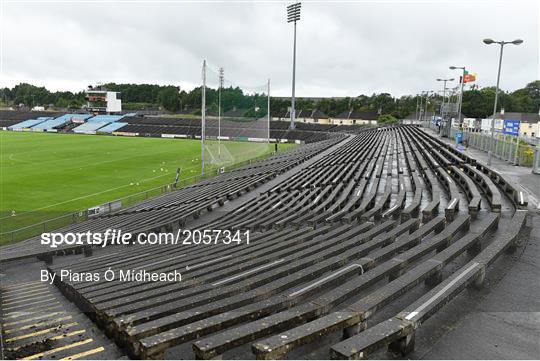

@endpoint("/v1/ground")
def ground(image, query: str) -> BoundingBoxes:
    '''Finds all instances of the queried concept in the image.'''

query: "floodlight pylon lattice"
[287,2,301,23]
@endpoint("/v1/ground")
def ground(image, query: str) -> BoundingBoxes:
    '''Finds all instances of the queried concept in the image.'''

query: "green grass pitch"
[0,131,295,242]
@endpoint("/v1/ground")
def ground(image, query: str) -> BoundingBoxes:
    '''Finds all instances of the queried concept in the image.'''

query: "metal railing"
[448,128,536,167]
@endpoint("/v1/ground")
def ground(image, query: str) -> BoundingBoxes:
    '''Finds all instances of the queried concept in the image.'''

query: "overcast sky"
[1,0,538,97]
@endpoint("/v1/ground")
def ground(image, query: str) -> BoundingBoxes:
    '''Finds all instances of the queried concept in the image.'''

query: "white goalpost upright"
[267,78,271,144]
[200,60,272,171]
[201,60,206,176]
[218,67,224,159]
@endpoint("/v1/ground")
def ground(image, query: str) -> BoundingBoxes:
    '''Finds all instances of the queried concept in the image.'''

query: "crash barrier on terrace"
[14,125,531,359]
[0,137,343,261]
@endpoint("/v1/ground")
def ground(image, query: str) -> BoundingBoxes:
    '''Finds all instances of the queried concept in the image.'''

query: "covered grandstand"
[73,121,110,134]
[8,117,53,130]
[98,121,129,133]
[32,113,93,131]
[72,114,126,134]
[0,110,62,129]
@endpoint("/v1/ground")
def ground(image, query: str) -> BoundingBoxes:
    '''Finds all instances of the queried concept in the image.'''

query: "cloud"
[1,0,538,97]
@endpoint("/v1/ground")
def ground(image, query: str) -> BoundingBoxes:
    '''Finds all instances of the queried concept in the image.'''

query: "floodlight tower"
[482,38,523,166]
[287,2,301,130]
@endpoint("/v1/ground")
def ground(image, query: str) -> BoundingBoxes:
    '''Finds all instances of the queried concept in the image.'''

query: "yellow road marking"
[3,303,62,319]
[4,311,66,327]
[5,322,79,342]
[3,293,53,306]
[6,330,85,352]
[23,338,94,360]
[60,346,105,360]
[2,289,51,303]
[3,297,56,310]
[4,316,73,334]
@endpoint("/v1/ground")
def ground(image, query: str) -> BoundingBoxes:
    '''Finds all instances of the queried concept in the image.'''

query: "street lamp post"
[483,38,523,166]
[436,78,454,137]
[415,96,420,123]
[423,91,434,127]
[287,2,301,130]
[449,66,466,129]
[418,93,424,123]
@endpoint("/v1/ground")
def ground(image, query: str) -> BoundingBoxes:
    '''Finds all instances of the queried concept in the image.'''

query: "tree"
[158,87,180,112]
[1,80,538,116]
[55,98,69,108]
[378,114,397,124]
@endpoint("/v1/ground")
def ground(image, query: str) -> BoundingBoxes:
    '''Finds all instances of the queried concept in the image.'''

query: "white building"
[85,89,122,113]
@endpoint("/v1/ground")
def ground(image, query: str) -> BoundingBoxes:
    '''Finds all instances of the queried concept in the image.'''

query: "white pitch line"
[448,198,458,209]
[271,201,282,209]
[519,191,524,205]
[405,262,479,321]
[289,264,363,297]
[212,259,284,286]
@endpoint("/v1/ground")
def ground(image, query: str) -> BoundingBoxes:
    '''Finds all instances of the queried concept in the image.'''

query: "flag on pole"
[463,70,477,83]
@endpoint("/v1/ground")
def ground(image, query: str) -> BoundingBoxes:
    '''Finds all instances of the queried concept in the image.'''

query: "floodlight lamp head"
[483,38,495,44]
[287,2,301,23]
[511,39,524,45]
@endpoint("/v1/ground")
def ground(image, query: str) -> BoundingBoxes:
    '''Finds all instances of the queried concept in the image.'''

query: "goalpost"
[200,60,271,176]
